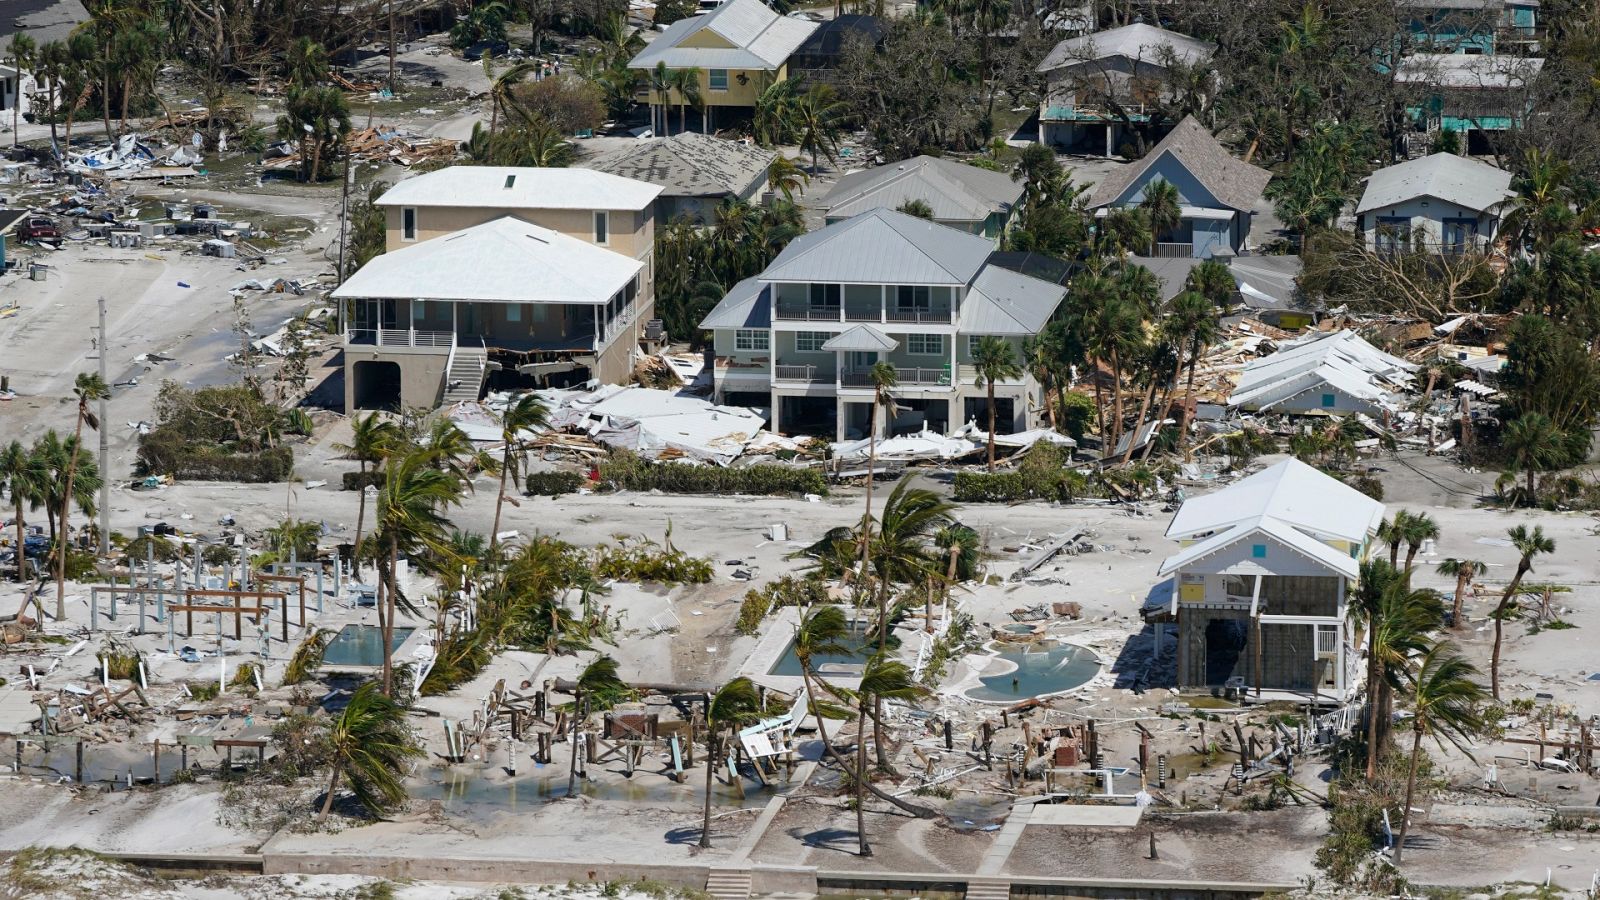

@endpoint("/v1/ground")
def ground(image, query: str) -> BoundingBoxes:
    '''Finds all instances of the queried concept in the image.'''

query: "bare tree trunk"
[56,409,84,620]
[1393,726,1424,865]
[352,460,367,579]
[490,445,510,554]
[856,694,872,856]
[318,763,342,821]
[800,667,937,819]
[1451,571,1467,630]
[698,732,716,848]
[986,382,997,472]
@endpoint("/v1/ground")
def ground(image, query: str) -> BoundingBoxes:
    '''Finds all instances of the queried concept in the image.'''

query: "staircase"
[965,877,1012,900]
[704,866,753,900]
[442,344,487,404]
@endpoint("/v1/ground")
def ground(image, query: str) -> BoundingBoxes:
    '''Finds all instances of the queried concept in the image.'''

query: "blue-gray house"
[1085,116,1272,259]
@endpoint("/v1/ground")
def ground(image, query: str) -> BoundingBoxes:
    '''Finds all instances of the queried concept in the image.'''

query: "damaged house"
[333,166,662,411]
[1152,458,1383,700]
[1227,329,1418,416]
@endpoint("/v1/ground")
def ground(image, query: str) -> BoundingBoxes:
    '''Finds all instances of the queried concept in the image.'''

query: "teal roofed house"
[1035,23,1214,156]
[1399,0,1540,54]
[1085,117,1271,259]
[1397,53,1543,154]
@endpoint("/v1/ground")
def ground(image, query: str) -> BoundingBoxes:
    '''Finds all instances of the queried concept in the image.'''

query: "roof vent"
[504,175,516,189]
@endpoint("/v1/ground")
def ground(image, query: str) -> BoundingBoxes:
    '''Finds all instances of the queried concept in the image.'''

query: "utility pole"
[96,296,109,557]
[336,155,354,341]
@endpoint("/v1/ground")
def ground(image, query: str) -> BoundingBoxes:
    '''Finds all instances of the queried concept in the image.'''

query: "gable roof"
[1164,457,1385,545]
[699,276,771,329]
[1157,514,1362,579]
[822,325,898,352]
[1086,116,1271,212]
[1355,152,1515,215]
[1038,23,1214,73]
[377,166,661,211]
[818,156,1023,223]
[629,0,818,71]
[1228,330,1416,409]
[959,265,1066,334]
[761,207,995,285]
[585,132,775,200]
[331,216,641,305]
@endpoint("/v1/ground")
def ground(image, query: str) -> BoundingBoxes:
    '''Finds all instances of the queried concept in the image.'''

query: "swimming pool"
[766,623,875,677]
[322,624,416,668]
[963,641,1100,703]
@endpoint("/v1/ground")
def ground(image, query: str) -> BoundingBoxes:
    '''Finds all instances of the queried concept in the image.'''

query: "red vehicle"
[18,216,58,241]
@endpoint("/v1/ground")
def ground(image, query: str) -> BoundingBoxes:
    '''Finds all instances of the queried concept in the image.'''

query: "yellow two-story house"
[629,0,817,134]
[333,166,662,411]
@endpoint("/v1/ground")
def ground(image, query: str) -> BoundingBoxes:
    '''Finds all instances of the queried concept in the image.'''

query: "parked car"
[18,216,57,240]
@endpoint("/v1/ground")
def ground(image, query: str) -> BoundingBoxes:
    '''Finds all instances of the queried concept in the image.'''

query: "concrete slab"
[1028,804,1145,828]
[0,690,39,735]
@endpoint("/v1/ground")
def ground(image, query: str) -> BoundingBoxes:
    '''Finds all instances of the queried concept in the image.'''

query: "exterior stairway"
[442,345,486,404]
[965,877,1012,900]
[704,866,753,900]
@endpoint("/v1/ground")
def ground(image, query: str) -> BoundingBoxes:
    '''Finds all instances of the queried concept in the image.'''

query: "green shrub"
[952,471,1030,502]
[735,574,831,635]
[597,450,825,496]
[526,471,586,496]
[342,470,384,491]
[952,442,1089,503]
[187,681,220,701]
[594,544,713,584]
[99,639,141,680]
[137,429,293,482]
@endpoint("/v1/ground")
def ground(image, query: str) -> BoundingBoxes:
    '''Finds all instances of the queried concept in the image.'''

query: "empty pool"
[964,641,1100,703]
[322,624,415,668]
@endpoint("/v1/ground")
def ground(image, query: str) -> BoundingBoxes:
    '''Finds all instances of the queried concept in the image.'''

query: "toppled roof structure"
[1227,329,1417,415]
[537,385,771,466]
[584,132,775,201]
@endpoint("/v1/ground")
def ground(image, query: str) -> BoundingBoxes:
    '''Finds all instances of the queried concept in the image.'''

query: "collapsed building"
[1227,329,1418,417]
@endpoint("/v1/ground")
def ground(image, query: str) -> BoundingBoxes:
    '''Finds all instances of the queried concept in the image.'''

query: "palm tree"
[33,40,66,154]
[1158,290,1218,461]
[56,373,107,618]
[1350,559,1440,779]
[485,60,539,135]
[567,654,631,797]
[1436,558,1486,630]
[7,33,35,151]
[850,653,928,856]
[318,682,423,822]
[792,85,845,175]
[1393,643,1485,865]
[371,448,466,694]
[766,155,808,203]
[1185,258,1235,307]
[856,362,899,589]
[669,67,703,134]
[1139,179,1181,254]
[971,337,1022,471]
[1091,296,1145,454]
[699,677,762,848]
[0,440,44,582]
[1400,512,1440,572]
[333,412,399,580]
[1500,412,1562,505]
[490,394,549,554]
[1490,524,1554,700]
[1378,512,1412,568]
[648,62,674,136]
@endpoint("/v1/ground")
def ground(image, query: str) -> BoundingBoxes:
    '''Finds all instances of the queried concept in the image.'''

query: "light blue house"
[1084,116,1272,259]
[1400,0,1540,54]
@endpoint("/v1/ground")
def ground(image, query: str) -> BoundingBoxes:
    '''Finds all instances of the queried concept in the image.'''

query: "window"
[1251,544,1268,559]
[1321,393,1337,408]
[503,174,517,189]
[795,331,828,352]
[594,211,609,245]
[906,334,943,356]
[967,335,985,357]
[506,304,521,322]
[734,329,769,352]
[808,283,841,308]
[896,285,931,310]
[401,207,417,242]
[1374,216,1409,254]
[708,69,728,91]
[412,300,426,322]
[1442,217,1478,254]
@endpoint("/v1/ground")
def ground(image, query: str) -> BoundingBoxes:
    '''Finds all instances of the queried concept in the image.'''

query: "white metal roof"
[376,166,661,211]
[821,324,898,352]
[761,207,994,286]
[1355,152,1515,215]
[1038,23,1214,73]
[959,265,1066,334]
[1228,330,1416,408]
[699,276,771,329]
[819,156,1023,222]
[1164,458,1385,545]
[629,0,818,70]
[331,216,642,305]
[1395,52,1544,89]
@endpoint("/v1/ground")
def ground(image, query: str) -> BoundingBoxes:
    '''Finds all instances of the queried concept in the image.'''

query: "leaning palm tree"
[567,654,631,798]
[766,155,808,203]
[1436,558,1486,630]
[1350,559,1440,779]
[56,373,107,619]
[1156,290,1219,461]
[333,412,400,580]
[0,440,45,582]
[850,653,928,857]
[856,362,899,589]
[1400,512,1440,573]
[1378,511,1413,568]
[1490,524,1554,699]
[490,394,549,553]
[868,480,953,649]
[699,676,763,848]
[791,84,845,175]
[318,682,423,822]
[1393,642,1485,865]
[370,448,466,695]
[970,337,1022,471]
[1138,178,1181,255]
[7,33,35,151]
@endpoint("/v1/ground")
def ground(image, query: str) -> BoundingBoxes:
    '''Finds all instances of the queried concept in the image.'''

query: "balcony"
[840,367,951,388]
[774,364,832,384]
[775,302,956,325]
[774,303,842,323]
[1149,242,1193,259]
[346,328,455,350]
